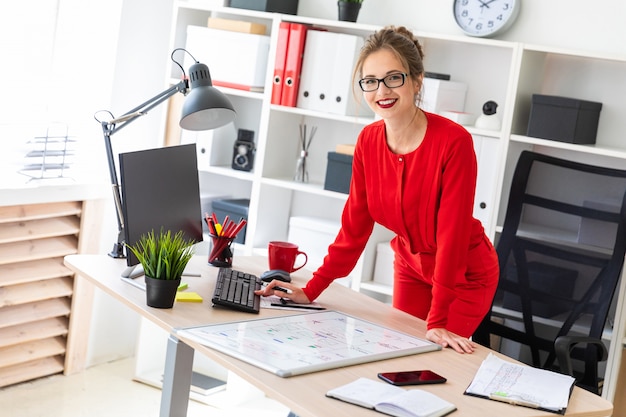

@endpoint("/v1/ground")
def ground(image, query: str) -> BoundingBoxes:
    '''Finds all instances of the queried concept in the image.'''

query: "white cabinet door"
[472,135,499,231]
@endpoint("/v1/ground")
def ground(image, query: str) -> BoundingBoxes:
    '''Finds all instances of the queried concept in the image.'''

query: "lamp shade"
[180,62,236,131]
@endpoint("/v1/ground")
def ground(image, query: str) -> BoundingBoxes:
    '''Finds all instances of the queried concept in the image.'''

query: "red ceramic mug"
[268,241,308,273]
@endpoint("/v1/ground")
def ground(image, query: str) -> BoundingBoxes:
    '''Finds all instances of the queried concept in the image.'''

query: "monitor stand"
[120,264,146,291]
[118,255,203,291]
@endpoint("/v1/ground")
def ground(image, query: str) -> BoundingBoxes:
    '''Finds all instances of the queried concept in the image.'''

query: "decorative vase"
[294,150,309,183]
[145,276,181,308]
[295,123,316,183]
[337,1,361,22]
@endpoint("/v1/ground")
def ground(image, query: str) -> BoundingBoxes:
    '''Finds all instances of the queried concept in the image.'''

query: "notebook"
[327,377,456,417]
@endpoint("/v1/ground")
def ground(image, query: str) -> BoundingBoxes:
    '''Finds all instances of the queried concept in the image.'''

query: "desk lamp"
[97,48,236,259]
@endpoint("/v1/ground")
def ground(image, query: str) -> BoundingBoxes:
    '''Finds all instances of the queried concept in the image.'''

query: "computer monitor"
[119,143,203,270]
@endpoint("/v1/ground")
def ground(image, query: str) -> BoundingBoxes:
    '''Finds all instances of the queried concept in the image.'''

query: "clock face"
[453,0,520,37]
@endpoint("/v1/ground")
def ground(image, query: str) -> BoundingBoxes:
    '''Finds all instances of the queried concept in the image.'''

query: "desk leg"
[160,334,194,417]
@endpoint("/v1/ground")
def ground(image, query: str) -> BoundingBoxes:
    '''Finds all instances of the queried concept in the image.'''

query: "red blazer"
[304,113,489,330]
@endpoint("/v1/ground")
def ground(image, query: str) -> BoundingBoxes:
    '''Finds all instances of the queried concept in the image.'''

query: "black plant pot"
[145,276,180,308]
[337,1,361,22]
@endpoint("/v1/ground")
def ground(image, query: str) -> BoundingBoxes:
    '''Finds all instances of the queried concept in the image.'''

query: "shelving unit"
[169,1,517,285]
[161,1,626,404]
[0,198,104,387]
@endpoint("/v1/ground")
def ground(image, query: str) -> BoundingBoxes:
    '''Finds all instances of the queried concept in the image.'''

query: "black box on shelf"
[211,198,250,244]
[228,0,298,15]
[502,262,578,318]
[324,152,353,194]
[526,94,602,144]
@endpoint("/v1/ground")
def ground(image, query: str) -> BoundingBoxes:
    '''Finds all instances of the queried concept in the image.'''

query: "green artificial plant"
[126,228,195,280]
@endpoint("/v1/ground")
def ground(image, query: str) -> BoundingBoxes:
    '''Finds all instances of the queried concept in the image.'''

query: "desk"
[64,254,613,417]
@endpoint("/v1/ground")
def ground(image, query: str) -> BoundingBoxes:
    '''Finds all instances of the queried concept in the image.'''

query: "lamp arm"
[101,79,188,258]
[107,80,188,129]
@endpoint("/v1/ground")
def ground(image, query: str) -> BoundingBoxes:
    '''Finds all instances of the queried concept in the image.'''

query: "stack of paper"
[464,353,575,414]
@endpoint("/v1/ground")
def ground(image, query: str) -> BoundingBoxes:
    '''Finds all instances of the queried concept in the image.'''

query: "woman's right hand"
[254,280,312,304]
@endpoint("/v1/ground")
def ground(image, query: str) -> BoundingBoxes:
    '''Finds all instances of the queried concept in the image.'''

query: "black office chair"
[473,150,626,395]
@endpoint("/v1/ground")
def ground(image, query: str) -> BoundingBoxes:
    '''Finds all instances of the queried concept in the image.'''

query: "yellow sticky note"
[175,292,203,302]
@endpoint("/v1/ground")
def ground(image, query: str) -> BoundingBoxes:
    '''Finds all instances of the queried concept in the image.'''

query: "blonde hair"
[353,26,425,88]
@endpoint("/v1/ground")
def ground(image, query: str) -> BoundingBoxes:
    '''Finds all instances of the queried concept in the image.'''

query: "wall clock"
[453,0,520,38]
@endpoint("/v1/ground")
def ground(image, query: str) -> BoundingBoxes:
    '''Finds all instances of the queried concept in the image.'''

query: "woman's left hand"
[426,328,476,354]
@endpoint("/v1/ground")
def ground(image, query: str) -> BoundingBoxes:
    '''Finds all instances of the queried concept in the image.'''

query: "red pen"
[222,215,230,229]
[205,213,217,235]
[221,221,237,238]
[230,219,247,239]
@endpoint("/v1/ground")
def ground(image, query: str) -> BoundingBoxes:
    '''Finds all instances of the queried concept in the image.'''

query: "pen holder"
[208,234,235,267]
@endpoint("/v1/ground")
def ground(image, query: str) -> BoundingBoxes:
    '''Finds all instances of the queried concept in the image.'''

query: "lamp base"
[109,242,126,258]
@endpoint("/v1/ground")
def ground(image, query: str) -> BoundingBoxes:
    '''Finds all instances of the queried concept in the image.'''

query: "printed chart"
[176,310,440,377]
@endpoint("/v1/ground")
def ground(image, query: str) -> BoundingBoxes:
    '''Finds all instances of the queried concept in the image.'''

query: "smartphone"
[377,370,447,386]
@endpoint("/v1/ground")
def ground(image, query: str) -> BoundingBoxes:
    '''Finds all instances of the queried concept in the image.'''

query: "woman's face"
[361,48,421,120]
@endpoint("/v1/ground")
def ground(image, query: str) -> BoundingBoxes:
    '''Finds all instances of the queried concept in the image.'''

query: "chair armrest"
[554,336,608,376]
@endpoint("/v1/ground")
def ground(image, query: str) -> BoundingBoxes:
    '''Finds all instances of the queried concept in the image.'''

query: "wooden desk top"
[64,254,613,417]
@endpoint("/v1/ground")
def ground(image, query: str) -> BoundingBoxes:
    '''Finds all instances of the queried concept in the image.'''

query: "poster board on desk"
[175,310,440,377]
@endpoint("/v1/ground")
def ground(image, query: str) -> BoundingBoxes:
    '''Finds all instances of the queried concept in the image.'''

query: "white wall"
[86,0,175,366]
[0,0,121,185]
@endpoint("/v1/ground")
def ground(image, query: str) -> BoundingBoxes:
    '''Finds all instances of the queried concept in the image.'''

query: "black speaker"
[232,129,255,172]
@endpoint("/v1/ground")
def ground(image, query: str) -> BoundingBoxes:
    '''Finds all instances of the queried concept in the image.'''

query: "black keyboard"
[212,268,262,314]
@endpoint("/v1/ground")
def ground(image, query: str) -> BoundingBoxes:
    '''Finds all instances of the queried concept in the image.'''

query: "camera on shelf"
[232,129,256,172]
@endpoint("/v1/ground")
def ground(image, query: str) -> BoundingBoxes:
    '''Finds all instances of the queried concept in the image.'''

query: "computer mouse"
[260,269,292,283]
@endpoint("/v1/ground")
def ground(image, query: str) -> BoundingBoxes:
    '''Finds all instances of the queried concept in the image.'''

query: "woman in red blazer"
[258,26,499,354]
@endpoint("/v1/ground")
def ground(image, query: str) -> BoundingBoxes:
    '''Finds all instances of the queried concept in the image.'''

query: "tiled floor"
[0,358,290,417]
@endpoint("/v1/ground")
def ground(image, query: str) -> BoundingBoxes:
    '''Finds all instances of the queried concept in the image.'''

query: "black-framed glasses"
[358,73,408,92]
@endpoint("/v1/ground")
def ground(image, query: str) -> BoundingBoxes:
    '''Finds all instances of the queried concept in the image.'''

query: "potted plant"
[337,0,363,22]
[126,228,196,308]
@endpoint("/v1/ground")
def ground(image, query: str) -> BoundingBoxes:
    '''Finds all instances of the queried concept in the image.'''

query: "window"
[0,1,122,185]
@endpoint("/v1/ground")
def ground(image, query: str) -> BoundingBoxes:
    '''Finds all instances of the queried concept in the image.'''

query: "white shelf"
[167,77,266,100]
[260,176,349,200]
[359,281,393,296]
[176,2,273,20]
[199,165,255,181]
[270,104,375,125]
[466,127,504,139]
[511,134,626,160]
[522,43,626,63]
